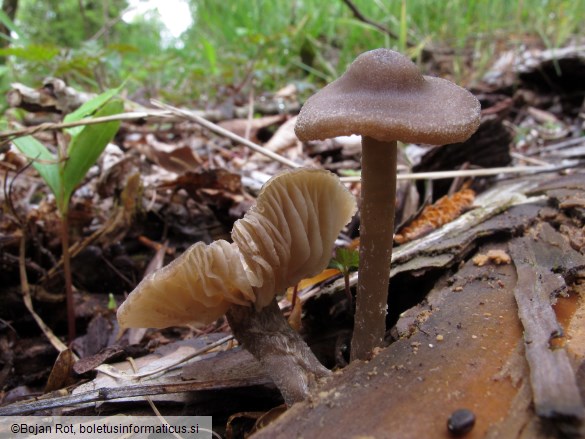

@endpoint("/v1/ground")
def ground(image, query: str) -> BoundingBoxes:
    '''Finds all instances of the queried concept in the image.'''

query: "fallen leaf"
[285,268,341,302]
[45,349,76,392]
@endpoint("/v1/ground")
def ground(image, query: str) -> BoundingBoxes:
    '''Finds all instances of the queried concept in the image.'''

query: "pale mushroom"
[295,49,481,360]
[117,168,356,405]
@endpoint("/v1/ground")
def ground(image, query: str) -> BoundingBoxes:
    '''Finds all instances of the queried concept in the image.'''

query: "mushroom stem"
[226,297,331,406]
[351,136,397,361]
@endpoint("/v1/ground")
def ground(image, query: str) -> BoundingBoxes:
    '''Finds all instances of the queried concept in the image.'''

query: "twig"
[340,0,435,59]
[0,375,270,416]
[341,0,400,40]
[0,111,173,143]
[509,151,551,166]
[19,234,73,357]
[126,357,184,439]
[150,100,302,169]
[339,162,579,183]
[2,104,301,169]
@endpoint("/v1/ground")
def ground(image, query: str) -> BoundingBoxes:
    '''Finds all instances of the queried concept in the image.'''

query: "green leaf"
[106,43,139,54]
[201,37,218,75]
[12,136,60,197]
[107,293,117,310]
[330,247,360,274]
[64,83,124,136]
[60,98,123,211]
[0,10,25,43]
[0,44,59,62]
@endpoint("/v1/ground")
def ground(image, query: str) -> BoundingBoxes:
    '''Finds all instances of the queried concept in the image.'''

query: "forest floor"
[1,44,585,438]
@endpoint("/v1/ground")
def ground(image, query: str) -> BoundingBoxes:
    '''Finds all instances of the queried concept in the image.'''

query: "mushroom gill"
[232,168,357,309]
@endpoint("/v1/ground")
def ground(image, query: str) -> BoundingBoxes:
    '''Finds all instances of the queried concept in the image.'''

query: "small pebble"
[447,408,476,436]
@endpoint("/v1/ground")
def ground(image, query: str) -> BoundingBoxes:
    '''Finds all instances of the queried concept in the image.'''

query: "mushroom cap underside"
[117,169,357,328]
[295,48,481,145]
[117,240,253,328]
[232,168,357,309]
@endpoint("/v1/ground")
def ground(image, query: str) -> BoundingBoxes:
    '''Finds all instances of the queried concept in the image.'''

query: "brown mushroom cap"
[117,169,356,328]
[232,168,357,309]
[295,48,481,145]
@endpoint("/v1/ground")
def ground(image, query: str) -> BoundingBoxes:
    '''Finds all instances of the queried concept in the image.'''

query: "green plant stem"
[61,211,75,343]
[351,137,397,361]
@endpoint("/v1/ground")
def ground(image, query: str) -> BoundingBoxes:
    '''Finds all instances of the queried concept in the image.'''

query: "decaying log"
[317,180,541,301]
[483,45,585,92]
[414,117,512,176]
[4,173,585,436]
[252,173,585,439]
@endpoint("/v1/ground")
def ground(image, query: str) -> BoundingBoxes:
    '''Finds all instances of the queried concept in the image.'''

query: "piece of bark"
[509,225,585,424]
[182,348,268,383]
[0,376,273,416]
[253,244,526,438]
[252,236,585,438]
[483,45,585,93]
[8,78,95,114]
[528,173,585,220]
[316,187,541,303]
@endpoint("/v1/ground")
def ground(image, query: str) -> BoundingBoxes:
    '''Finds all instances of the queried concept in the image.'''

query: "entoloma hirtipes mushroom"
[295,49,481,361]
[117,169,356,405]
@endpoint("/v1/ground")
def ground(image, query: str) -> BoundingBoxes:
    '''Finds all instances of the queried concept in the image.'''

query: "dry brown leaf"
[163,168,242,201]
[263,116,298,153]
[45,349,76,392]
[218,114,286,141]
[285,268,341,302]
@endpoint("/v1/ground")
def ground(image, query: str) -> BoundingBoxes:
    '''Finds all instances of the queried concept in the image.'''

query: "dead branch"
[0,376,271,416]
[341,0,434,59]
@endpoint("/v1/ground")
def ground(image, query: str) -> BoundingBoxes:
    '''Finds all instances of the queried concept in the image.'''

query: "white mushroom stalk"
[117,169,356,406]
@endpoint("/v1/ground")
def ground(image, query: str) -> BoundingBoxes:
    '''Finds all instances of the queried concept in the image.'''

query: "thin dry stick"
[0,376,271,416]
[510,151,552,166]
[150,100,302,169]
[0,111,172,142]
[7,165,75,356]
[339,162,578,183]
[2,104,301,169]
[19,234,76,357]
[126,357,185,439]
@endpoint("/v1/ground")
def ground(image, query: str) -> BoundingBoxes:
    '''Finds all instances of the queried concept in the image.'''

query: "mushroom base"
[226,298,331,406]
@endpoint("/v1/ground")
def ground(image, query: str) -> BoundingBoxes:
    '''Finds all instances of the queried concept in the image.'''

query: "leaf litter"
[2,42,585,438]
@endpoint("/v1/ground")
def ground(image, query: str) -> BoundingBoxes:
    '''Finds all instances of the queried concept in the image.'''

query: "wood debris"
[395,188,475,244]
[472,249,511,266]
[509,226,585,425]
